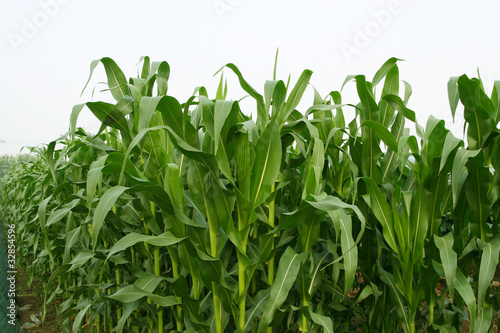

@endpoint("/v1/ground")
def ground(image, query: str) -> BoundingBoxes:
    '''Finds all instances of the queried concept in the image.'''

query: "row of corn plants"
[2,56,499,332]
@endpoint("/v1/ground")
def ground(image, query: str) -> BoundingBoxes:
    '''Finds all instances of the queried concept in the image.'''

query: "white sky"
[1,0,499,155]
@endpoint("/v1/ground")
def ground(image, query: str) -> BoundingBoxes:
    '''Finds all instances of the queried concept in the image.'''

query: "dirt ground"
[16,266,65,333]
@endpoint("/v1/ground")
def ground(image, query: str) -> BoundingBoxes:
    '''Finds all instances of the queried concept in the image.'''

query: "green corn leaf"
[361,120,398,152]
[157,61,170,95]
[355,75,379,122]
[46,205,74,227]
[278,201,317,231]
[307,195,365,243]
[436,326,458,333]
[264,80,286,116]
[258,247,308,332]
[458,75,492,150]
[86,101,133,146]
[103,152,145,179]
[233,129,252,198]
[379,267,411,333]
[302,138,325,198]
[410,186,429,266]
[213,100,238,154]
[139,56,150,79]
[447,76,460,121]
[381,94,416,122]
[403,80,413,105]
[198,257,228,287]
[245,289,270,331]
[452,148,481,208]
[86,155,107,208]
[250,119,281,208]
[356,75,382,182]
[491,80,500,125]
[69,250,94,271]
[82,57,129,101]
[45,265,70,295]
[338,209,357,293]
[114,299,143,333]
[309,311,333,333]
[165,163,185,209]
[372,57,402,87]
[138,96,162,132]
[381,113,405,182]
[280,69,313,126]
[107,232,185,259]
[37,195,54,265]
[454,268,477,326]
[363,177,398,252]
[307,252,330,299]
[474,306,494,333]
[134,272,167,293]
[63,226,80,264]
[434,260,477,326]
[476,238,500,307]
[46,141,57,184]
[128,180,174,215]
[109,285,179,307]
[167,126,219,179]
[156,96,190,141]
[297,213,323,252]
[220,63,266,121]
[440,132,463,173]
[72,303,92,333]
[178,243,201,280]
[69,103,85,140]
[434,233,457,300]
[92,186,128,250]
[379,64,399,127]
[465,151,492,239]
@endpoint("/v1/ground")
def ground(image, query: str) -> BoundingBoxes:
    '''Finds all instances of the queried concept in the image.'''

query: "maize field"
[1,56,499,332]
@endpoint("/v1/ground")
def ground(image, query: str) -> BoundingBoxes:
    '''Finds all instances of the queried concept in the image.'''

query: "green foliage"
[0,154,34,205]
[2,57,499,333]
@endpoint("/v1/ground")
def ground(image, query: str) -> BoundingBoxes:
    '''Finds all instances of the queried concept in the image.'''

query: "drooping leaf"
[452,148,481,207]
[476,238,500,307]
[434,233,457,300]
[372,57,402,87]
[92,186,128,250]
[109,285,179,307]
[458,75,492,150]
[82,57,130,101]
[107,232,185,259]
[361,120,398,152]
[258,247,308,332]
[309,310,334,333]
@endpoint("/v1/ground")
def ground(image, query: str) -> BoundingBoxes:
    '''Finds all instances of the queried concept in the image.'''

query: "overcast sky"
[1,0,499,155]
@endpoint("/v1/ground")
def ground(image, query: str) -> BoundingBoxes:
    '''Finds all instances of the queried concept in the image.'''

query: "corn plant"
[2,56,499,333]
